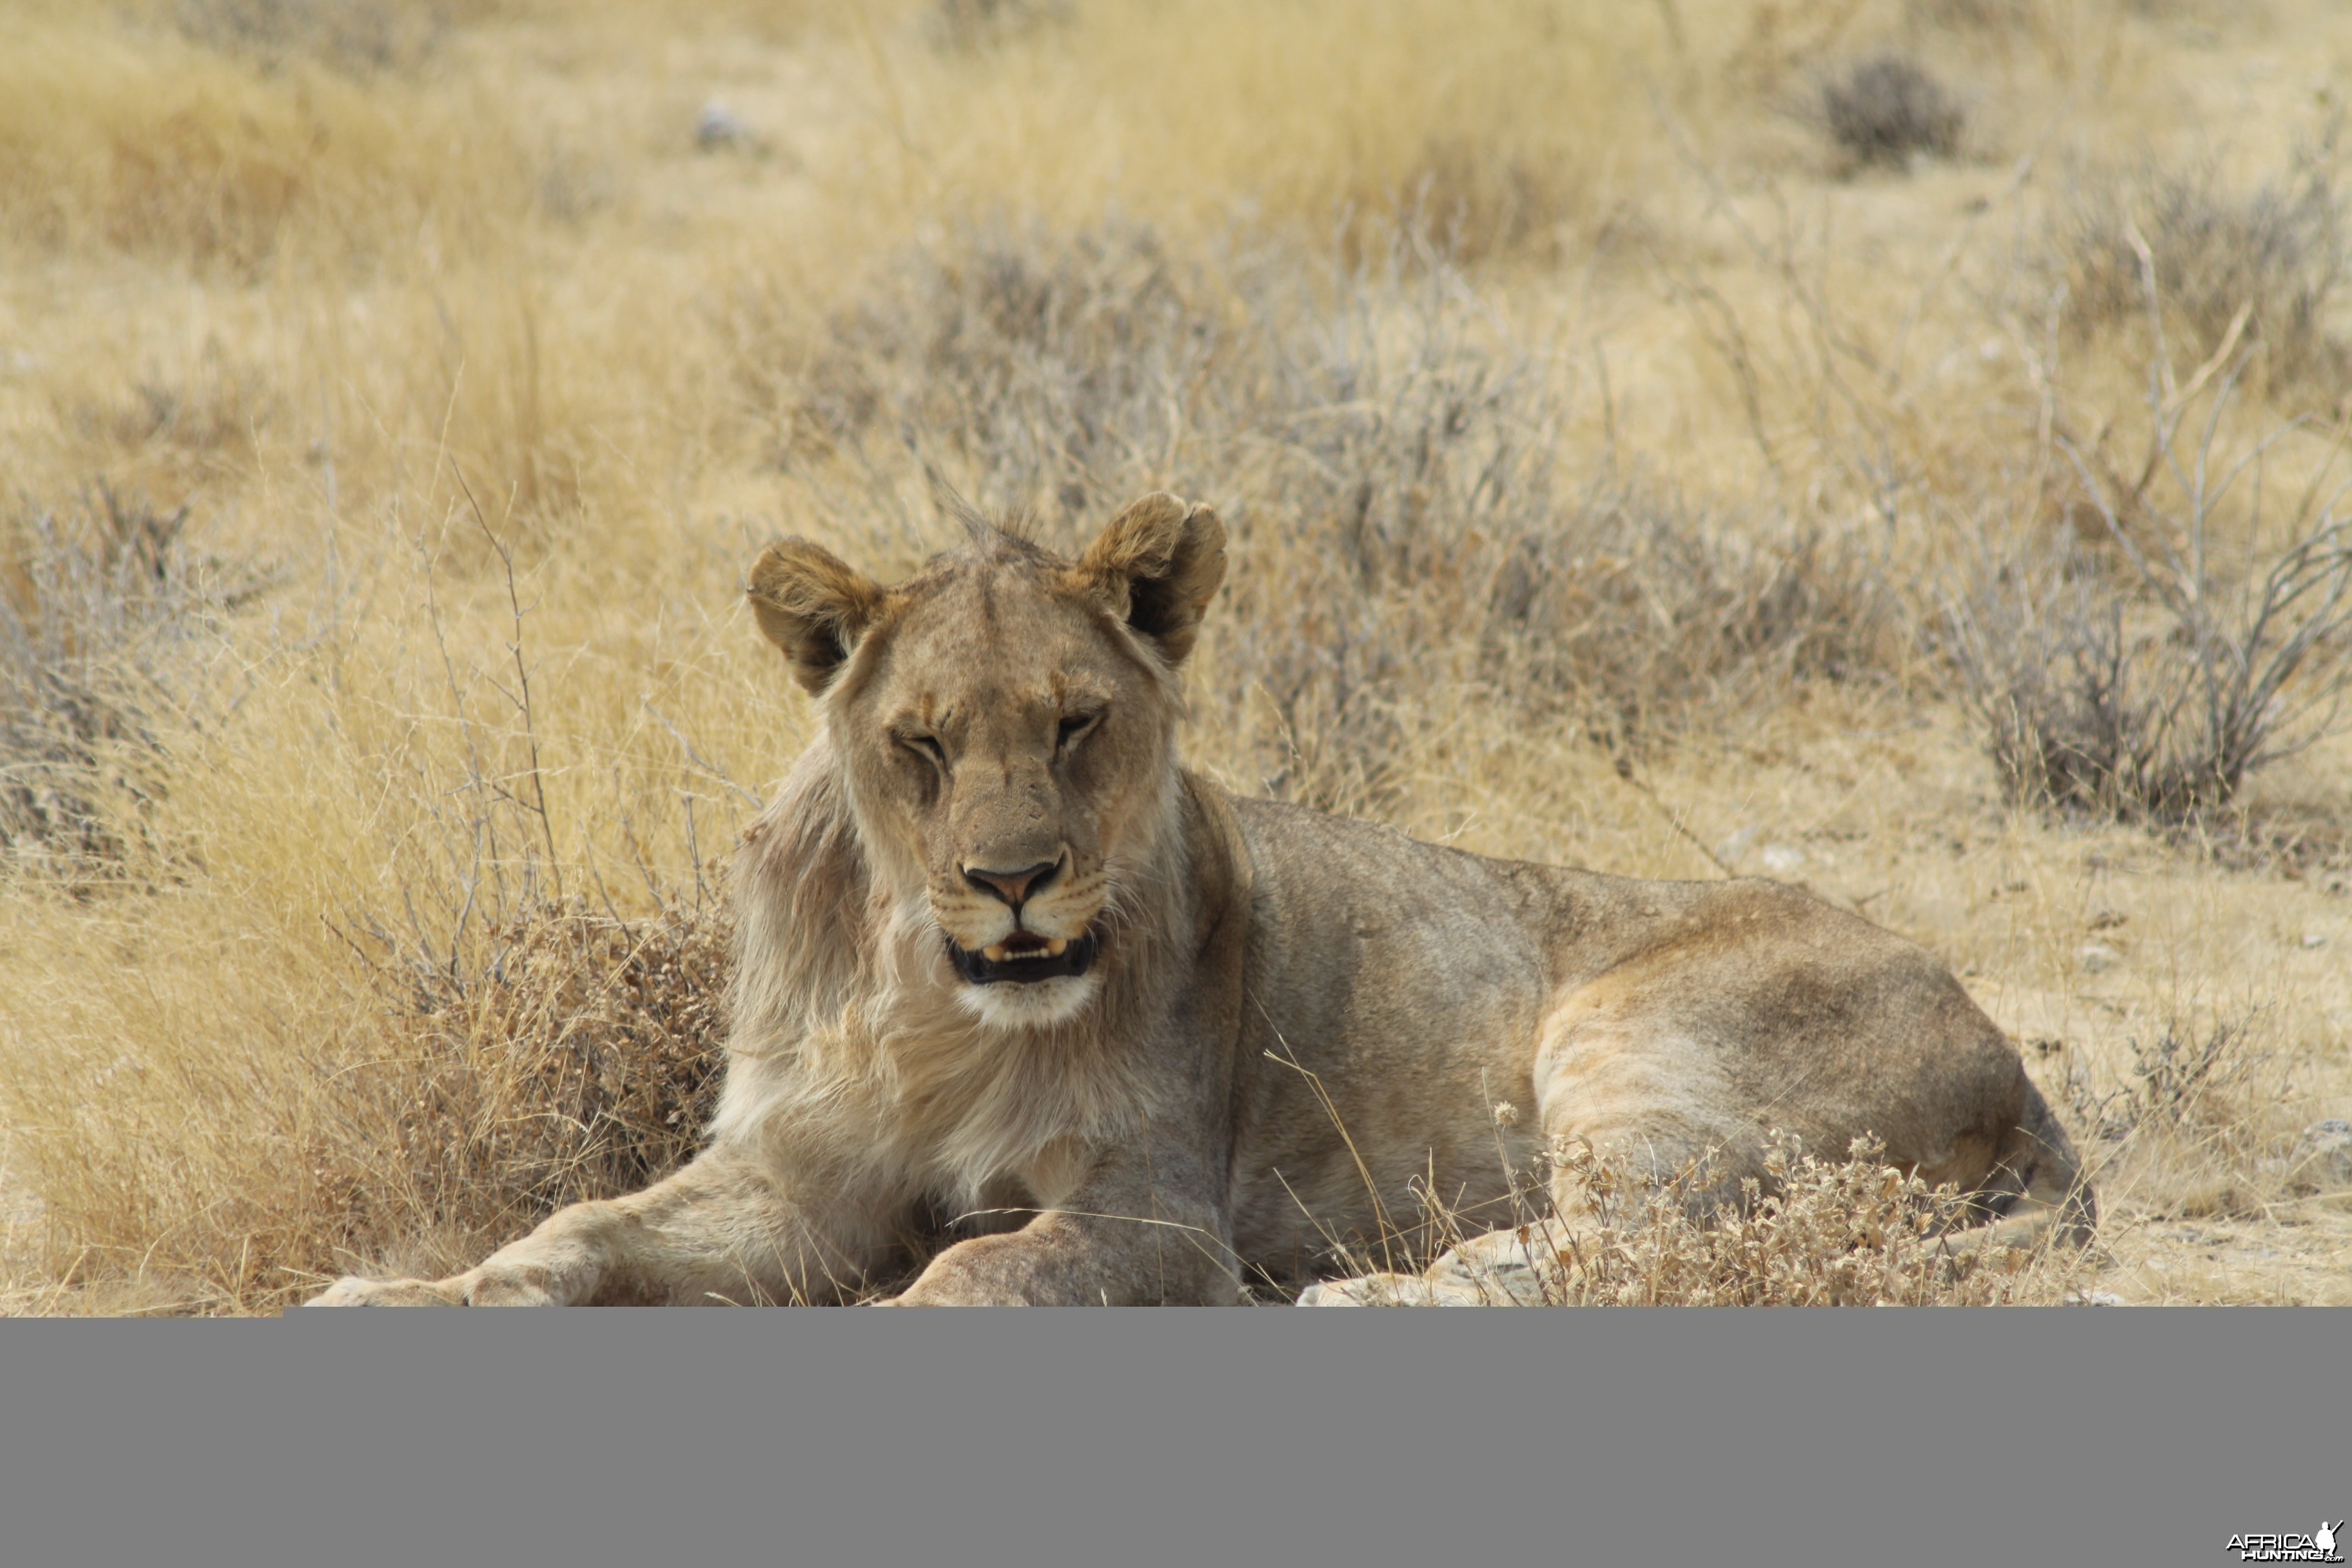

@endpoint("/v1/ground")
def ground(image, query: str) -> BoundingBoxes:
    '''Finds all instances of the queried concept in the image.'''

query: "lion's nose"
[964,859,1059,909]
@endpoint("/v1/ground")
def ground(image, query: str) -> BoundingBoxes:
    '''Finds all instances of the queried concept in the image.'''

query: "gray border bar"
[1,1307,2339,1566]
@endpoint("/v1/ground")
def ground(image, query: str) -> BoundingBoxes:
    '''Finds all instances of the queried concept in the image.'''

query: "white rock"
[2285,1119,2352,1194]
[2076,943,2122,974]
[696,100,750,150]
[1296,1272,1483,1307]
[1760,845,1806,875]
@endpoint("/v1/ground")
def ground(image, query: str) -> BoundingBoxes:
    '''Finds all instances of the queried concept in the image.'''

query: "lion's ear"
[747,538,887,695]
[1071,493,1228,666]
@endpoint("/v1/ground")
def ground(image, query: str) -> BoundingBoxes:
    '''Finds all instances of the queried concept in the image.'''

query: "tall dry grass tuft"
[827,0,1692,263]
[0,12,530,273]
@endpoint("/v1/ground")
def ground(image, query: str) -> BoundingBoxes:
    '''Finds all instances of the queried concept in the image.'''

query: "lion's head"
[745,493,1226,1030]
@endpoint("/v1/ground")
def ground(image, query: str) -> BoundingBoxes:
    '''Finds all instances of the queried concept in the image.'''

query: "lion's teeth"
[979,936,1070,964]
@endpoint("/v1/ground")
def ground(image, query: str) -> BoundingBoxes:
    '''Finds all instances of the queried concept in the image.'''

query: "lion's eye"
[900,733,947,767]
[1056,713,1099,753]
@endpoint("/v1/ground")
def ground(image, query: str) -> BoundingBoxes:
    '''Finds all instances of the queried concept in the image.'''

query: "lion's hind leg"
[1934,1077,2098,1268]
[1531,1013,1771,1229]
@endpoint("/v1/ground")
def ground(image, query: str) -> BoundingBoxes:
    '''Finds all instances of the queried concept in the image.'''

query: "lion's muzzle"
[947,928,1102,985]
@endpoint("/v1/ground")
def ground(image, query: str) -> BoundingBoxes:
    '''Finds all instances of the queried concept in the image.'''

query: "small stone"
[1760,845,1806,875]
[2285,1119,2352,1194]
[2301,933,2328,950]
[696,100,750,150]
[2077,943,2123,974]
[1296,1272,1469,1307]
[2066,1290,2126,1307]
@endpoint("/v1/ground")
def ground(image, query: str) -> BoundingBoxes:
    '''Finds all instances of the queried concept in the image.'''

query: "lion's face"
[745,495,1226,1029]
[837,553,1177,1026]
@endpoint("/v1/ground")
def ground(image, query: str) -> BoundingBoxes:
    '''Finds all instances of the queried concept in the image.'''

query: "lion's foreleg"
[309,1150,894,1307]
[888,1141,1237,1306]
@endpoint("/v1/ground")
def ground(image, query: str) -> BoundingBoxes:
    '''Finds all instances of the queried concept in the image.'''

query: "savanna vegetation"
[3,0,2349,1311]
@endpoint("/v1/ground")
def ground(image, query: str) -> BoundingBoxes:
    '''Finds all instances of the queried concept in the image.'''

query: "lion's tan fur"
[712,738,1178,1217]
[311,493,2091,1309]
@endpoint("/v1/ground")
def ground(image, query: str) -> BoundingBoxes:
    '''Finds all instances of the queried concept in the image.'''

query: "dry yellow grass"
[3,0,2349,1312]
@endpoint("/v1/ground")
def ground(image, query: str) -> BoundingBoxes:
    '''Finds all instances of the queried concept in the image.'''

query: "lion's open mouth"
[947,928,1101,985]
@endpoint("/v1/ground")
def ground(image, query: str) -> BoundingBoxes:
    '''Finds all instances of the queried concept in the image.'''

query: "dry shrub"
[1324,1134,2076,1305]
[1907,0,2038,29]
[774,218,1897,809]
[1947,385,2352,826]
[1952,557,2350,824]
[1,491,259,876]
[174,0,450,75]
[1542,1136,2070,1306]
[2052,152,2351,400]
[319,894,730,1277]
[2065,1012,2269,1145]
[774,219,1212,529]
[78,361,271,474]
[1816,54,1965,169]
[2059,1007,2290,1222]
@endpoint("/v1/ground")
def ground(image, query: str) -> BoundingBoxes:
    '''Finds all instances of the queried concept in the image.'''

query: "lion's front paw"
[305,1275,465,1307]
[875,1279,975,1306]
[457,1266,559,1307]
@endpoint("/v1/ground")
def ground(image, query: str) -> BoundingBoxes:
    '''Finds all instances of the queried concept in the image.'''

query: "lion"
[310,492,2093,1307]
